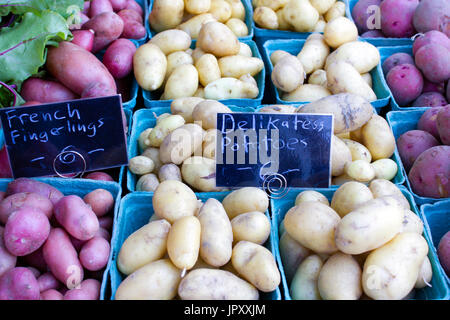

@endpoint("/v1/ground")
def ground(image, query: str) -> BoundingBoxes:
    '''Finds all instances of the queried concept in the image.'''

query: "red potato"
[382,52,415,76]
[82,12,124,53]
[46,41,117,97]
[415,43,450,84]
[117,8,143,24]
[111,0,128,11]
[411,92,448,108]
[0,147,12,179]
[40,289,63,300]
[98,216,113,230]
[124,0,143,17]
[71,29,95,52]
[20,78,78,103]
[438,231,450,276]
[5,178,64,205]
[119,13,146,39]
[386,64,424,106]
[96,227,111,241]
[63,279,101,300]
[54,195,99,241]
[26,267,41,278]
[42,228,84,289]
[0,192,53,224]
[0,227,17,278]
[437,105,450,145]
[89,0,113,17]
[38,272,61,292]
[418,107,444,140]
[413,0,450,37]
[83,189,115,217]
[408,145,450,198]
[0,192,5,203]
[3,207,51,256]
[380,0,419,38]
[351,0,382,34]
[422,80,445,95]
[447,82,450,102]
[412,31,450,56]
[84,171,114,181]
[103,39,137,79]
[397,130,440,172]
[0,267,40,300]
[79,237,111,271]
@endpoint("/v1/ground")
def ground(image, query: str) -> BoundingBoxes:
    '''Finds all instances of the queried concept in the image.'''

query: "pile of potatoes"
[128,98,242,192]
[149,0,249,38]
[0,178,115,300]
[115,182,281,300]
[134,21,263,101]
[255,93,399,185]
[280,179,433,300]
[252,0,347,33]
[270,31,381,103]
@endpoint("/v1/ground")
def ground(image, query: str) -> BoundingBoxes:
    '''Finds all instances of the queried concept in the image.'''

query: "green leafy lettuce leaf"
[0,10,71,84]
[0,83,25,108]
[0,0,84,19]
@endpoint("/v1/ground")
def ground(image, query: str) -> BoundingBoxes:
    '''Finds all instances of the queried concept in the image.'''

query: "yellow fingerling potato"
[279,232,310,283]
[167,215,201,270]
[149,0,185,32]
[170,97,204,123]
[330,181,374,217]
[335,197,404,255]
[181,156,220,192]
[231,211,271,245]
[115,259,181,300]
[117,220,171,275]
[133,43,167,91]
[149,114,186,147]
[295,190,329,206]
[231,241,281,292]
[284,201,341,254]
[253,6,279,30]
[360,114,396,161]
[198,198,233,267]
[317,252,362,300]
[297,34,330,75]
[290,255,323,300]
[222,187,269,219]
[362,233,429,300]
[153,180,199,223]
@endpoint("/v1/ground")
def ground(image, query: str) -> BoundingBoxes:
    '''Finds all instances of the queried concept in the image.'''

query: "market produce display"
[0,178,117,300]
[114,183,280,300]
[279,181,437,300]
[351,0,450,39]
[252,0,347,33]
[0,0,449,302]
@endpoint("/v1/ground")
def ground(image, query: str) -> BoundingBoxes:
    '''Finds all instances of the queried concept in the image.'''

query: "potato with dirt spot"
[181,156,220,192]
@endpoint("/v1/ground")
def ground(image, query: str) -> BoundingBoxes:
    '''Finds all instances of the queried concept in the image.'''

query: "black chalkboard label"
[0,95,128,178]
[216,112,333,189]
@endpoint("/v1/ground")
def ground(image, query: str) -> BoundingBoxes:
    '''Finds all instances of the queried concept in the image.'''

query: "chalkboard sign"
[0,95,128,178]
[216,112,333,190]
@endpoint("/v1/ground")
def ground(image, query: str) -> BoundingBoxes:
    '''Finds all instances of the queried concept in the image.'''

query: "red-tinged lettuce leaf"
[0,10,71,84]
[0,81,25,108]
[0,0,84,19]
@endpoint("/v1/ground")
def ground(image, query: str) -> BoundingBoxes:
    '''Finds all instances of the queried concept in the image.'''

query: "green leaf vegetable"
[0,0,83,107]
